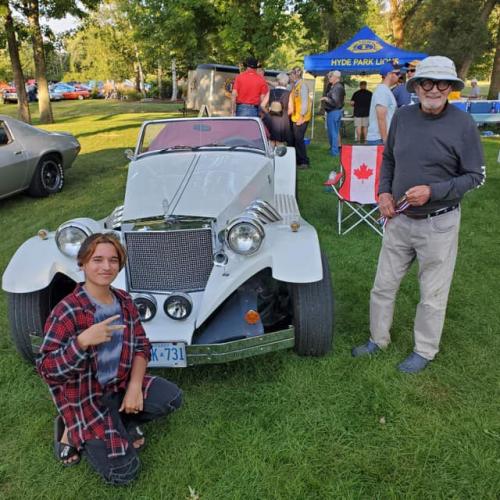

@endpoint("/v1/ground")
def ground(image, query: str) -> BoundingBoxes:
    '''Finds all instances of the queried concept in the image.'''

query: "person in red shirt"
[37,233,182,484]
[231,57,269,116]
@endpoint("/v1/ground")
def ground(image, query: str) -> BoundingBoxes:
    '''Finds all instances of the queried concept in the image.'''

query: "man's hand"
[119,382,143,414]
[406,185,431,206]
[378,193,396,218]
[296,116,305,126]
[77,315,125,350]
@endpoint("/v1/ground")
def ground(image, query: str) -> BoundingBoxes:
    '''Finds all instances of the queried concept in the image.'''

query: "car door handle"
[14,151,23,155]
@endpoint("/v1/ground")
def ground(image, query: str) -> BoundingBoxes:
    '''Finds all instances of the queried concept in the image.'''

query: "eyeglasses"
[418,79,451,91]
[407,69,416,73]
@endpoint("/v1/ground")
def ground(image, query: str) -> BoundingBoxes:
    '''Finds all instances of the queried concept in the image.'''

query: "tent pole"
[310,77,316,140]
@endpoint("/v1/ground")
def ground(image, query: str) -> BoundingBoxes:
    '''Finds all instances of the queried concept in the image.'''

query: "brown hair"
[77,233,126,270]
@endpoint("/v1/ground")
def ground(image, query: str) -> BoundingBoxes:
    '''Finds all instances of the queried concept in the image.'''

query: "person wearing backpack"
[262,72,293,146]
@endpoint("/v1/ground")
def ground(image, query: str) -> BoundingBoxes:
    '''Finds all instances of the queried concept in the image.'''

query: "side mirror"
[275,145,287,157]
[124,148,134,161]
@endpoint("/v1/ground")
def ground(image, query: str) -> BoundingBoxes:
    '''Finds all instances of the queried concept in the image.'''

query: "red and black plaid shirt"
[37,284,155,458]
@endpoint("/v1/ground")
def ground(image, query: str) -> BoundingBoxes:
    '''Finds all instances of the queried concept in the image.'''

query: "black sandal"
[54,415,80,467]
[127,424,146,452]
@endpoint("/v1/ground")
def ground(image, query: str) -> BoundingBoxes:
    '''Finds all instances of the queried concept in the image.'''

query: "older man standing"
[320,70,345,156]
[366,64,401,145]
[231,57,269,117]
[352,56,485,373]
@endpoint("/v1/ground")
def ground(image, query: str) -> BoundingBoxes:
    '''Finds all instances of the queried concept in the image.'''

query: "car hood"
[122,151,273,222]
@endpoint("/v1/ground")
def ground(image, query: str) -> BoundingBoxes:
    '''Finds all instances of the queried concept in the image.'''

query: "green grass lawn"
[0,100,499,499]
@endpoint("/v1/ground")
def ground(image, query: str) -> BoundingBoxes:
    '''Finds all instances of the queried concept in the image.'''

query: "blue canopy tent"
[304,26,427,75]
[303,26,427,139]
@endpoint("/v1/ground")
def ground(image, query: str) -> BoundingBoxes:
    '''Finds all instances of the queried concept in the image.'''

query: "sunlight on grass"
[0,100,499,498]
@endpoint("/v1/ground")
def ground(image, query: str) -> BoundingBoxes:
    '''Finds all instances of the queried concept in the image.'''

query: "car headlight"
[226,217,265,255]
[134,294,157,322]
[55,221,93,257]
[164,293,192,320]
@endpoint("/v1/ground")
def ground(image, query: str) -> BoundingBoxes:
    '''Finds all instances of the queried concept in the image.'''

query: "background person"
[37,233,182,484]
[352,56,485,373]
[261,72,293,146]
[231,57,269,116]
[366,64,400,145]
[289,66,312,169]
[468,78,481,99]
[350,80,372,143]
[320,70,345,156]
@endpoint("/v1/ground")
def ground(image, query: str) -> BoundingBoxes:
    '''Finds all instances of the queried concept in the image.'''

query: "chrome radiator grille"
[125,229,214,292]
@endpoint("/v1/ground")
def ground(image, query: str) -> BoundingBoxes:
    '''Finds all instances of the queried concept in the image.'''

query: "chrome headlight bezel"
[225,216,265,256]
[133,294,157,322]
[55,221,93,258]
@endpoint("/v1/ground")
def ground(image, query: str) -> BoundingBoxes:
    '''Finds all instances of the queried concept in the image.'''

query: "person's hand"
[406,185,431,206]
[378,193,396,218]
[119,383,143,414]
[77,315,125,350]
[296,117,305,126]
[320,97,327,101]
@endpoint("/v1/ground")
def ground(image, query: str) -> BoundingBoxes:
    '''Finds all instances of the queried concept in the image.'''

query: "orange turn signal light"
[244,309,260,325]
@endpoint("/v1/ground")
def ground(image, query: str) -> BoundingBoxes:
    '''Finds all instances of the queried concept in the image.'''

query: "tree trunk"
[23,0,53,124]
[3,5,31,123]
[171,58,177,101]
[157,61,162,99]
[389,0,404,47]
[458,0,497,79]
[487,20,500,100]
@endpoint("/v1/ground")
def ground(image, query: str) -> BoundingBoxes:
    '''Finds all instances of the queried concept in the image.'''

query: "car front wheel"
[7,289,51,363]
[28,154,64,197]
[291,252,334,356]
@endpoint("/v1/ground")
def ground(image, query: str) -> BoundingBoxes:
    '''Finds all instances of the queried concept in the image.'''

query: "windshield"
[138,119,266,154]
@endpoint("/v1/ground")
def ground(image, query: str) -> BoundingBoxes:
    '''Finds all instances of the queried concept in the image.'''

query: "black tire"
[291,252,334,356]
[28,154,64,197]
[7,288,51,363]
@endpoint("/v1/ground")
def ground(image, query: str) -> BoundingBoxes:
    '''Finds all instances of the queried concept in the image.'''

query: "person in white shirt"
[366,64,401,144]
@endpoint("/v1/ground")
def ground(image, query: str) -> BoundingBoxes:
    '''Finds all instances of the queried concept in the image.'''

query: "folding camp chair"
[324,144,384,236]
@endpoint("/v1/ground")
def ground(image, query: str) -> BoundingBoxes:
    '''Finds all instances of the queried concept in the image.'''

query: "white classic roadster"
[2,117,334,367]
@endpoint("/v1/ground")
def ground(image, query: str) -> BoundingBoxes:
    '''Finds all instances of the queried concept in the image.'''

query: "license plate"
[150,342,187,367]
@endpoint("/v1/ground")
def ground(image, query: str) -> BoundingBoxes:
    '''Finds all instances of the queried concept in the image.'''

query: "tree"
[21,0,53,123]
[488,19,500,99]
[0,0,31,123]
[294,0,370,54]
[403,0,498,79]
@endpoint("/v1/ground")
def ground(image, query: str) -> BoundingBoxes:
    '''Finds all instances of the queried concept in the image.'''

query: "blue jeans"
[236,104,259,117]
[366,139,384,145]
[326,109,343,156]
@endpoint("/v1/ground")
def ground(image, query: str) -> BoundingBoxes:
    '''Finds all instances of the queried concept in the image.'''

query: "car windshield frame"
[135,118,269,157]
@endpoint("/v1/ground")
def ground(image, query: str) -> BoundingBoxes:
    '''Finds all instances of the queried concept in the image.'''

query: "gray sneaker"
[351,340,380,357]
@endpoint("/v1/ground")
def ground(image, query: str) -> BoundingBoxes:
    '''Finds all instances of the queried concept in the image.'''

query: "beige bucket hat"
[406,56,464,92]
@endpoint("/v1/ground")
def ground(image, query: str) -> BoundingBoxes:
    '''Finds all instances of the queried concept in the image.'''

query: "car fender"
[2,218,102,293]
[196,219,322,326]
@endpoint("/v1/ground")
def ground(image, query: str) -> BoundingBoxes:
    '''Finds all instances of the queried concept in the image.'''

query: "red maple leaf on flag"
[353,163,373,181]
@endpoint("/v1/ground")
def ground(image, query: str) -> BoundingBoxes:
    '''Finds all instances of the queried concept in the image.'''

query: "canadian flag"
[341,145,382,204]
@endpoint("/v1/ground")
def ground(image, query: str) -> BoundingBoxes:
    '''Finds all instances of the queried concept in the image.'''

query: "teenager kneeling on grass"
[37,233,182,485]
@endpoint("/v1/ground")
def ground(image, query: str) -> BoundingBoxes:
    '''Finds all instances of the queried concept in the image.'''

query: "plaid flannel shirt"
[37,284,155,458]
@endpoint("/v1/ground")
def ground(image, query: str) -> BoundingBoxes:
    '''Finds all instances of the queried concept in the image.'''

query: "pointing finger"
[102,314,121,324]
[108,324,125,331]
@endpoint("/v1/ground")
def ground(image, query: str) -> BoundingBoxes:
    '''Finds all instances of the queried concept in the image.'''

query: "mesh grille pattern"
[125,229,214,292]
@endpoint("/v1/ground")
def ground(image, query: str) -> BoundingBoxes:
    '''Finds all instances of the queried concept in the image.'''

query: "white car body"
[2,117,333,366]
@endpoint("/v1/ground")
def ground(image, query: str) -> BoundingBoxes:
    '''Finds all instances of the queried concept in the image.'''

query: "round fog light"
[133,295,157,322]
[164,294,192,320]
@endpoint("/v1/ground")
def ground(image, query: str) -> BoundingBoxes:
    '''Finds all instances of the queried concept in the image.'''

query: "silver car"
[0,115,80,200]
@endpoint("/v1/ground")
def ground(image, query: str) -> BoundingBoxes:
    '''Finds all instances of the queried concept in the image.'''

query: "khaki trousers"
[369,207,460,360]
